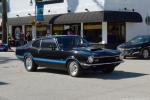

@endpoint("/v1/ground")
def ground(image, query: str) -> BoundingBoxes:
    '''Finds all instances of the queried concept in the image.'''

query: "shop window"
[83,23,102,43]
[53,24,64,35]
[36,25,47,38]
[63,24,81,35]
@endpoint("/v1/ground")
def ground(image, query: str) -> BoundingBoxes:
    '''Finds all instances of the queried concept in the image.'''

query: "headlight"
[119,54,124,60]
[87,56,94,63]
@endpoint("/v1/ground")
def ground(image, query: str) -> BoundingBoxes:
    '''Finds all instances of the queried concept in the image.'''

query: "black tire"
[24,56,37,72]
[67,60,82,77]
[102,66,115,74]
[141,49,149,59]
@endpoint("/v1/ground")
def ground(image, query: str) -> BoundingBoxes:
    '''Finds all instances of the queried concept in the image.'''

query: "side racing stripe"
[33,57,66,64]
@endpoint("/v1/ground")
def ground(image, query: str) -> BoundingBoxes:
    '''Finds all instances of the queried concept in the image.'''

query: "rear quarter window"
[32,40,41,48]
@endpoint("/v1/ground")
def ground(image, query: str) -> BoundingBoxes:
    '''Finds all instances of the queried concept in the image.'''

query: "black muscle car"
[16,35,123,77]
[117,35,150,59]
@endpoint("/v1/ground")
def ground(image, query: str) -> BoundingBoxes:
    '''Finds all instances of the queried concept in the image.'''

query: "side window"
[41,38,57,50]
[32,40,41,48]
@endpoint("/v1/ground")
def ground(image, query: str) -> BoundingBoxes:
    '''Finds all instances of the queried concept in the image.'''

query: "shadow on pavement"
[36,68,148,80]
[0,57,18,64]
[0,81,9,86]
[125,57,150,60]
[81,70,148,80]
[37,68,68,76]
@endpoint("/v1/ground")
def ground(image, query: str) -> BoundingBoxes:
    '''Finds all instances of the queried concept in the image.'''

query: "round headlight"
[88,56,94,63]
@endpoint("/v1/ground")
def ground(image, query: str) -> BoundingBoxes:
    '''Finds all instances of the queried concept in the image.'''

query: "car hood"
[118,42,143,49]
[73,46,120,57]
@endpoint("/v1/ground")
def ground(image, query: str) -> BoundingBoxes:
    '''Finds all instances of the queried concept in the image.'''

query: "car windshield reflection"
[128,36,150,45]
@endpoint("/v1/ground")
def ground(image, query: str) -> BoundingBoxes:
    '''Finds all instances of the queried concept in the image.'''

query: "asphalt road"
[0,52,150,100]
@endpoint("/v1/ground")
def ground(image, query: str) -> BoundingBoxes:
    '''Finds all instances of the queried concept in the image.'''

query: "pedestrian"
[46,29,52,37]
[26,32,32,42]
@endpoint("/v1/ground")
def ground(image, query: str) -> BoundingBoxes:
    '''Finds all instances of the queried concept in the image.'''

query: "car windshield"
[128,36,150,44]
[56,36,89,49]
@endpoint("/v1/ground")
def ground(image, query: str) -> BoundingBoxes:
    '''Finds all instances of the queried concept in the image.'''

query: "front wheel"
[67,61,82,77]
[24,56,37,72]
[142,49,149,59]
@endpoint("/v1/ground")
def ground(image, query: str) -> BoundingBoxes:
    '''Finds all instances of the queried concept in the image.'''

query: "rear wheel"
[67,61,82,77]
[142,49,149,59]
[24,56,37,72]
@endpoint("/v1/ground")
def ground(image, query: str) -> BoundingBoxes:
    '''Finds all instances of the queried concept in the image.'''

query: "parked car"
[0,43,8,52]
[117,35,150,59]
[16,35,123,77]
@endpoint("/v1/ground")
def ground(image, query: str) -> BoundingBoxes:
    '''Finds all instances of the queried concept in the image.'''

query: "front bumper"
[118,48,141,57]
[81,61,123,67]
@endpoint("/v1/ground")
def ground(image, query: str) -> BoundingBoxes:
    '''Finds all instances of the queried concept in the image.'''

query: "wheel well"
[24,53,32,59]
[66,59,74,68]
[66,59,80,68]
[142,48,150,53]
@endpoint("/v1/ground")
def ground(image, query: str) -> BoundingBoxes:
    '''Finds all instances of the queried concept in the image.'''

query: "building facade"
[0,2,2,40]
[7,0,150,48]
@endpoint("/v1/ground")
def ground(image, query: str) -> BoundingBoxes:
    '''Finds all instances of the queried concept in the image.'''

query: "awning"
[103,11,143,22]
[49,11,143,24]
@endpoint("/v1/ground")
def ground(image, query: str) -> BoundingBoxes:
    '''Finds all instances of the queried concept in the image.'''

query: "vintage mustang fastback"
[16,35,123,77]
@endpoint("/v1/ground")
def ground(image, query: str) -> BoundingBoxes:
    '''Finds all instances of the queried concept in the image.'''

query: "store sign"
[36,0,64,4]
[36,3,44,21]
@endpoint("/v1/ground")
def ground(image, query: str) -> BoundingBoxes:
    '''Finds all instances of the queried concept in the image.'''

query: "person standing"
[26,32,32,42]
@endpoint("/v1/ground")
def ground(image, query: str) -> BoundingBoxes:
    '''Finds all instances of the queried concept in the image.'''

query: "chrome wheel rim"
[25,57,32,70]
[143,50,149,59]
[69,62,78,76]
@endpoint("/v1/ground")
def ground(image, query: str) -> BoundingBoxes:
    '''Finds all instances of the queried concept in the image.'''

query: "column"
[50,24,53,35]
[32,25,36,40]
[22,25,25,34]
[8,25,12,36]
[80,22,84,37]
[102,22,108,44]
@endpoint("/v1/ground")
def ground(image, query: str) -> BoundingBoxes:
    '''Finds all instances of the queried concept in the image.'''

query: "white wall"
[8,0,105,18]
[105,0,150,41]
[7,0,150,41]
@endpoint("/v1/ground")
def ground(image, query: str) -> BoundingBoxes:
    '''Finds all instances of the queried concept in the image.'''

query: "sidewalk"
[8,47,16,52]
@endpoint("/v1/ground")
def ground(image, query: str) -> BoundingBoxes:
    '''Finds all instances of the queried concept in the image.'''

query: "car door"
[30,39,42,65]
[38,38,66,70]
[30,39,41,58]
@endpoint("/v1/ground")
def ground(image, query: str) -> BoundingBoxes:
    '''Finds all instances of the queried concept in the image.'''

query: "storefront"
[48,11,142,48]
[7,10,142,48]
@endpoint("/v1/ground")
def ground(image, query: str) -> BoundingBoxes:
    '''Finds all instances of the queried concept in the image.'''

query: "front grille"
[93,56,119,63]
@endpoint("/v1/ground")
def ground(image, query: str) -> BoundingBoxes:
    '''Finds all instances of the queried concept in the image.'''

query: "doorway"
[107,22,126,49]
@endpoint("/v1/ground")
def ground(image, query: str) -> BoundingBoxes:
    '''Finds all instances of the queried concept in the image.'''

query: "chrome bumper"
[81,61,124,67]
